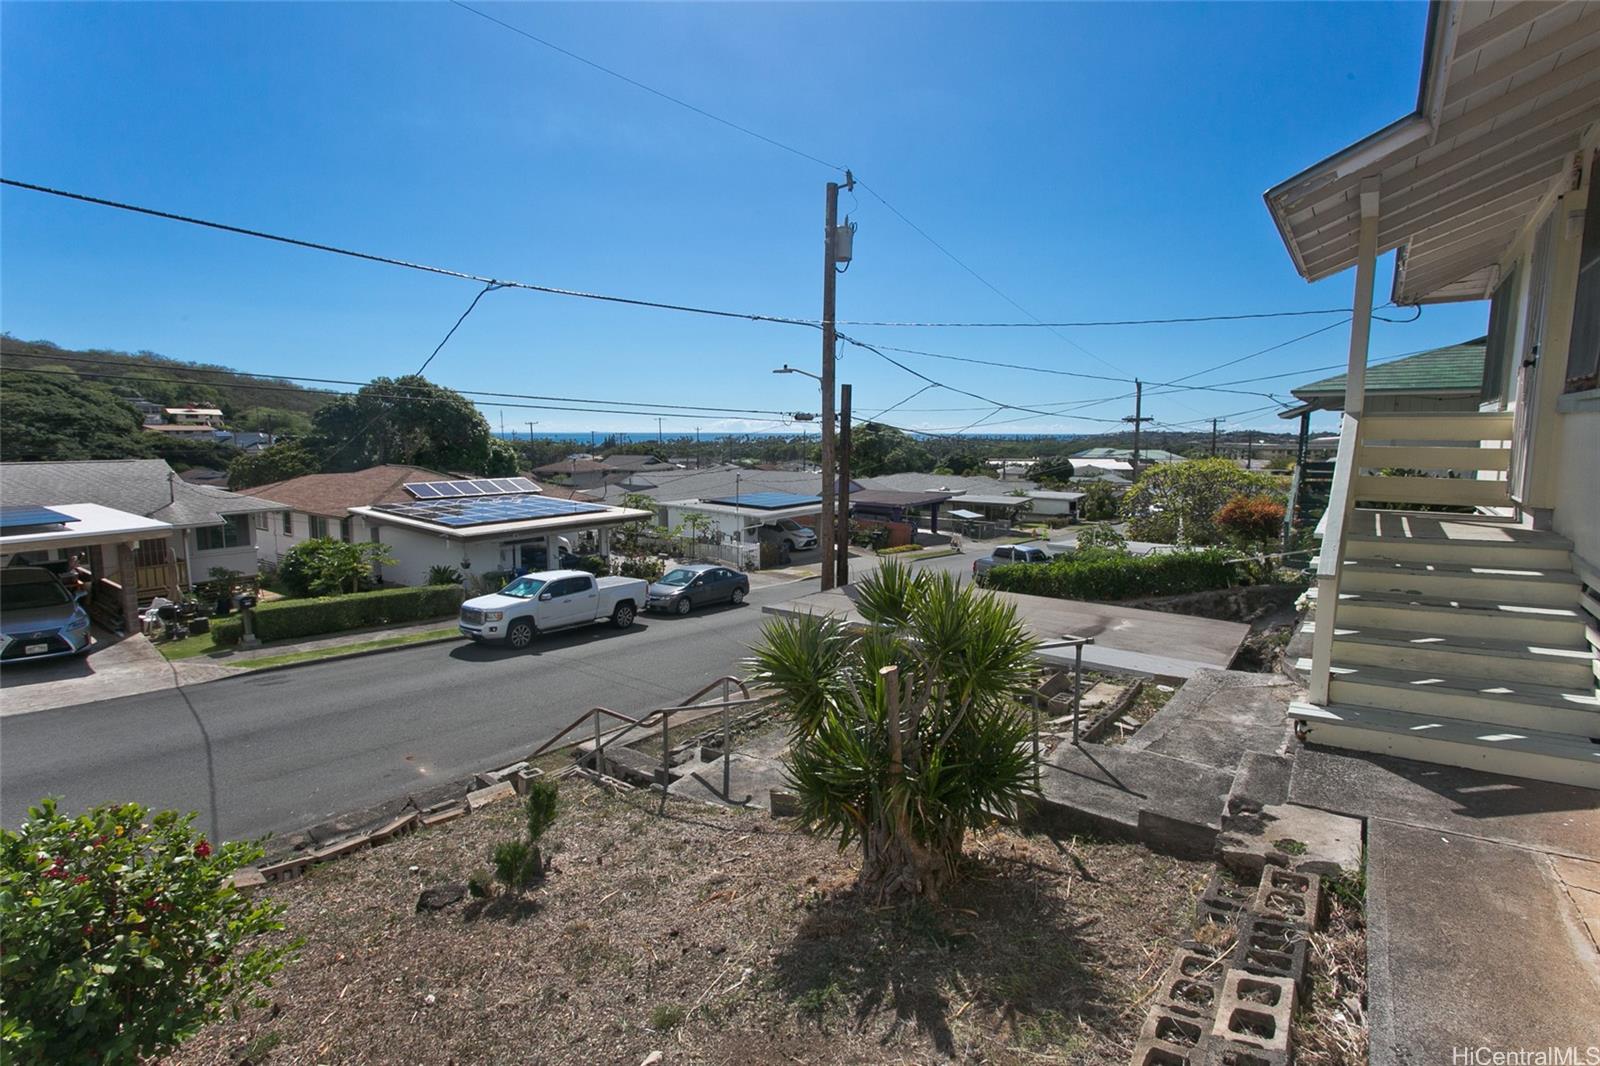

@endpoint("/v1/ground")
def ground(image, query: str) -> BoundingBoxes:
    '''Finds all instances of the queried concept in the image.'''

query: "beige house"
[1266,0,1600,788]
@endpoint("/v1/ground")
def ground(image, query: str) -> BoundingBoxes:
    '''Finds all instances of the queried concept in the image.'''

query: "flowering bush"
[0,798,295,1064]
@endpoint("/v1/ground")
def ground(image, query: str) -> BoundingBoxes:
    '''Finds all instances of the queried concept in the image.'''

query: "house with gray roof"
[1,459,281,598]
[1288,337,1487,415]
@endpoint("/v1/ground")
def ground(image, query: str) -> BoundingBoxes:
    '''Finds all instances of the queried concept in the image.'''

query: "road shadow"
[447,620,653,661]
[769,854,1111,1056]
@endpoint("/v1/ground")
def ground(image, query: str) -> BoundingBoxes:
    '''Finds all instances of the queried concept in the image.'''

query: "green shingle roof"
[1292,337,1486,399]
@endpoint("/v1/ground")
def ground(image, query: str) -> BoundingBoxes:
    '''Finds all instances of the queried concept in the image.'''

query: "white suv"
[763,519,818,551]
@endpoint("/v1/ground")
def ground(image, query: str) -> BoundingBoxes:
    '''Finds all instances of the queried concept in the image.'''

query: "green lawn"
[155,631,231,661]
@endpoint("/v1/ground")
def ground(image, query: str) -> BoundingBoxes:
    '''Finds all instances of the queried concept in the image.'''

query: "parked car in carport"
[760,519,817,552]
[0,566,93,663]
[646,563,749,615]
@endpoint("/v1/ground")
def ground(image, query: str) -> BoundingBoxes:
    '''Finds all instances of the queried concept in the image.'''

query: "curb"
[215,632,466,676]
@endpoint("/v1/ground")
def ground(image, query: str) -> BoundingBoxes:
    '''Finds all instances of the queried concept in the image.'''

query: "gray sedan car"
[1,566,92,663]
[645,563,749,615]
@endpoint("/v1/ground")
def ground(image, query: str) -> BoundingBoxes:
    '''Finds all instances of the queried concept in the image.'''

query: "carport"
[0,504,175,633]
[848,489,955,533]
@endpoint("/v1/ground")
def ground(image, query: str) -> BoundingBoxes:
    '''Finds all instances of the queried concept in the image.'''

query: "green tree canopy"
[1122,458,1279,546]
[306,375,497,474]
[0,369,146,461]
[849,422,933,477]
[228,442,322,489]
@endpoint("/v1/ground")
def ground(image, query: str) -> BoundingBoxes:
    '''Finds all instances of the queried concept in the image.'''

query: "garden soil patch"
[166,780,1210,1065]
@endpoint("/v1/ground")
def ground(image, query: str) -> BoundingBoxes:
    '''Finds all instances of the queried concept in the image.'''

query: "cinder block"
[1231,915,1310,994]
[1195,1035,1290,1066]
[466,780,516,810]
[1138,1002,1208,1052]
[1252,867,1322,930]
[1202,870,1257,907]
[1130,1035,1202,1066]
[1194,897,1244,931]
[1210,969,1295,1053]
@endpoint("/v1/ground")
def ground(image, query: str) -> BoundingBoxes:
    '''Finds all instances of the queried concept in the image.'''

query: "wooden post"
[115,541,139,636]
[1343,178,1381,416]
[835,383,852,587]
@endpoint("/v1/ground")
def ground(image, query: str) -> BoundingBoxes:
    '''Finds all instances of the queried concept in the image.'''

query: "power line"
[0,354,810,420]
[0,178,824,330]
[448,1,848,174]
[837,308,1360,328]
[3,364,812,427]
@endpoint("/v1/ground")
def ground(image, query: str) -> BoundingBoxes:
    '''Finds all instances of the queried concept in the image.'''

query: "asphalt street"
[0,551,980,842]
[0,580,812,842]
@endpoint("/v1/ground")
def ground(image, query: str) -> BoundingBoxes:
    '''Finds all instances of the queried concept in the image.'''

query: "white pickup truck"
[458,569,647,649]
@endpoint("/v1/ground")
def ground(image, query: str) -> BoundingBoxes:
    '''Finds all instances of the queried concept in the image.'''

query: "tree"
[0,798,293,1063]
[0,369,146,461]
[278,538,395,596]
[1216,493,1286,579]
[305,375,497,474]
[1076,480,1121,521]
[228,442,322,489]
[849,423,934,477]
[749,563,1039,901]
[1033,457,1076,485]
[1122,458,1279,546]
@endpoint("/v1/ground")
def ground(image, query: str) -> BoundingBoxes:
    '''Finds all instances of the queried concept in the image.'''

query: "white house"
[243,464,652,586]
[0,459,281,601]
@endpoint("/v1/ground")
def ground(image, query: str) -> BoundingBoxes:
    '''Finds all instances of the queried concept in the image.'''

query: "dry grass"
[1295,890,1369,1066]
[165,779,1210,1066]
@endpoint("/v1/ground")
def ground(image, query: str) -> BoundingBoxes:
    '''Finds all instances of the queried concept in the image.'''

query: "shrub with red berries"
[0,798,295,1063]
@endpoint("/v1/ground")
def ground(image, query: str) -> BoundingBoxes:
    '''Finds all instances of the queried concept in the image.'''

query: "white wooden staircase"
[1289,411,1600,788]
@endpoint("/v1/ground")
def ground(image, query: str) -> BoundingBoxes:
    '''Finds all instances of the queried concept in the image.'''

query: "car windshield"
[499,576,546,598]
[2,574,71,610]
[777,520,799,531]
[658,568,697,587]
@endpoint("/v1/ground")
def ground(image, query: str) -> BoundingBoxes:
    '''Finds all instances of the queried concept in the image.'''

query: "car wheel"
[674,596,693,616]
[613,603,636,629]
[506,619,535,649]
[783,539,796,551]
[730,587,745,605]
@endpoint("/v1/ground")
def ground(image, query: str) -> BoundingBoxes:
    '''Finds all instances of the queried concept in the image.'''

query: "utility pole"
[819,172,853,590]
[657,417,663,444]
[1210,418,1219,457]
[1123,379,1151,480]
[835,383,852,587]
[527,421,536,444]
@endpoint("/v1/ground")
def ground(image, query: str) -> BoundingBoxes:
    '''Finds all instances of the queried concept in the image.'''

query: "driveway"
[0,629,236,717]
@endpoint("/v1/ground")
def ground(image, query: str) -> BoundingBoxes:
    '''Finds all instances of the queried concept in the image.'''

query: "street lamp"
[773,364,823,385]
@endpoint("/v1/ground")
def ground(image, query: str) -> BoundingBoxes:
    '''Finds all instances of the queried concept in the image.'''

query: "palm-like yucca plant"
[749,563,1039,901]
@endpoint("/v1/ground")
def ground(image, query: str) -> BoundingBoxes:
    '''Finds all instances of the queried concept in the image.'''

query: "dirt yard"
[167,778,1211,1065]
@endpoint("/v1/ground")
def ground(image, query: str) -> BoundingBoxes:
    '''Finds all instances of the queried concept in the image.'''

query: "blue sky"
[2,2,1489,438]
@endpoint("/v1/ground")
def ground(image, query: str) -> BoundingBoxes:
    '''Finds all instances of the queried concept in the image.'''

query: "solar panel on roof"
[0,506,79,531]
[373,493,607,529]
[703,491,822,510]
[404,478,545,500]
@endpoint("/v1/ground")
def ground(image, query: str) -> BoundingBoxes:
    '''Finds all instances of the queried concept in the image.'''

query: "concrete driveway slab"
[0,630,239,716]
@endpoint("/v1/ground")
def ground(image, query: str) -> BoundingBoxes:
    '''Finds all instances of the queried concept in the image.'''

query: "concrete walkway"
[1287,746,1600,1063]
[0,630,238,717]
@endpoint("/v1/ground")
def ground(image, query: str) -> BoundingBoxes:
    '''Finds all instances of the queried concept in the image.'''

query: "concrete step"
[1332,558,1581,606]
[1289,701,1600,789]
[1309,587,1586,643]
[1330,626,1595,688]
[1322,660,1600,736]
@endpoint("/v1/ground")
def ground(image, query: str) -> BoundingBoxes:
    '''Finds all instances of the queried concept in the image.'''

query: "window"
[1566,159,1600,393]
[1480,265,1521,406]
[308,516,329,539]
[195,518,244,552]
[339,517,352,542]
[254,513,268,531]
[282,512,293,536]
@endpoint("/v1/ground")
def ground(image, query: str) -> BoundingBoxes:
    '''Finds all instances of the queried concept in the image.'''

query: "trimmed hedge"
[211,585,466,647]
[876,544,925,555]
[980,549,1236,601]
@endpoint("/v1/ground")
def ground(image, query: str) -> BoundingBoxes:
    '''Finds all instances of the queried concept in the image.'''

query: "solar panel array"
[0,506,79,531]
[404,477,541,499]
[703,491,822,510]
[373,494,609,529]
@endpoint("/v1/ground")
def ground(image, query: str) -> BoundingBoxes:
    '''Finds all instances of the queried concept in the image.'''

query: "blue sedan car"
[0,566,92,663]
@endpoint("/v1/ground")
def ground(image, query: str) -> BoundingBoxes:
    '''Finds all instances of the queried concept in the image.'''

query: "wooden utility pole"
[1210,418,1219,457]
[820,172,853,590]
[835,383,852,587]
[1123,379,1151,479]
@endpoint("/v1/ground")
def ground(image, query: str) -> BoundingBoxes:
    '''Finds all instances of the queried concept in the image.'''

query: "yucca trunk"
[858,813,963,902]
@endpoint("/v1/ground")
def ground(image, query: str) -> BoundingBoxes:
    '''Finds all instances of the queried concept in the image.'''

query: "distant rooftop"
[1292,337,1486,405]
